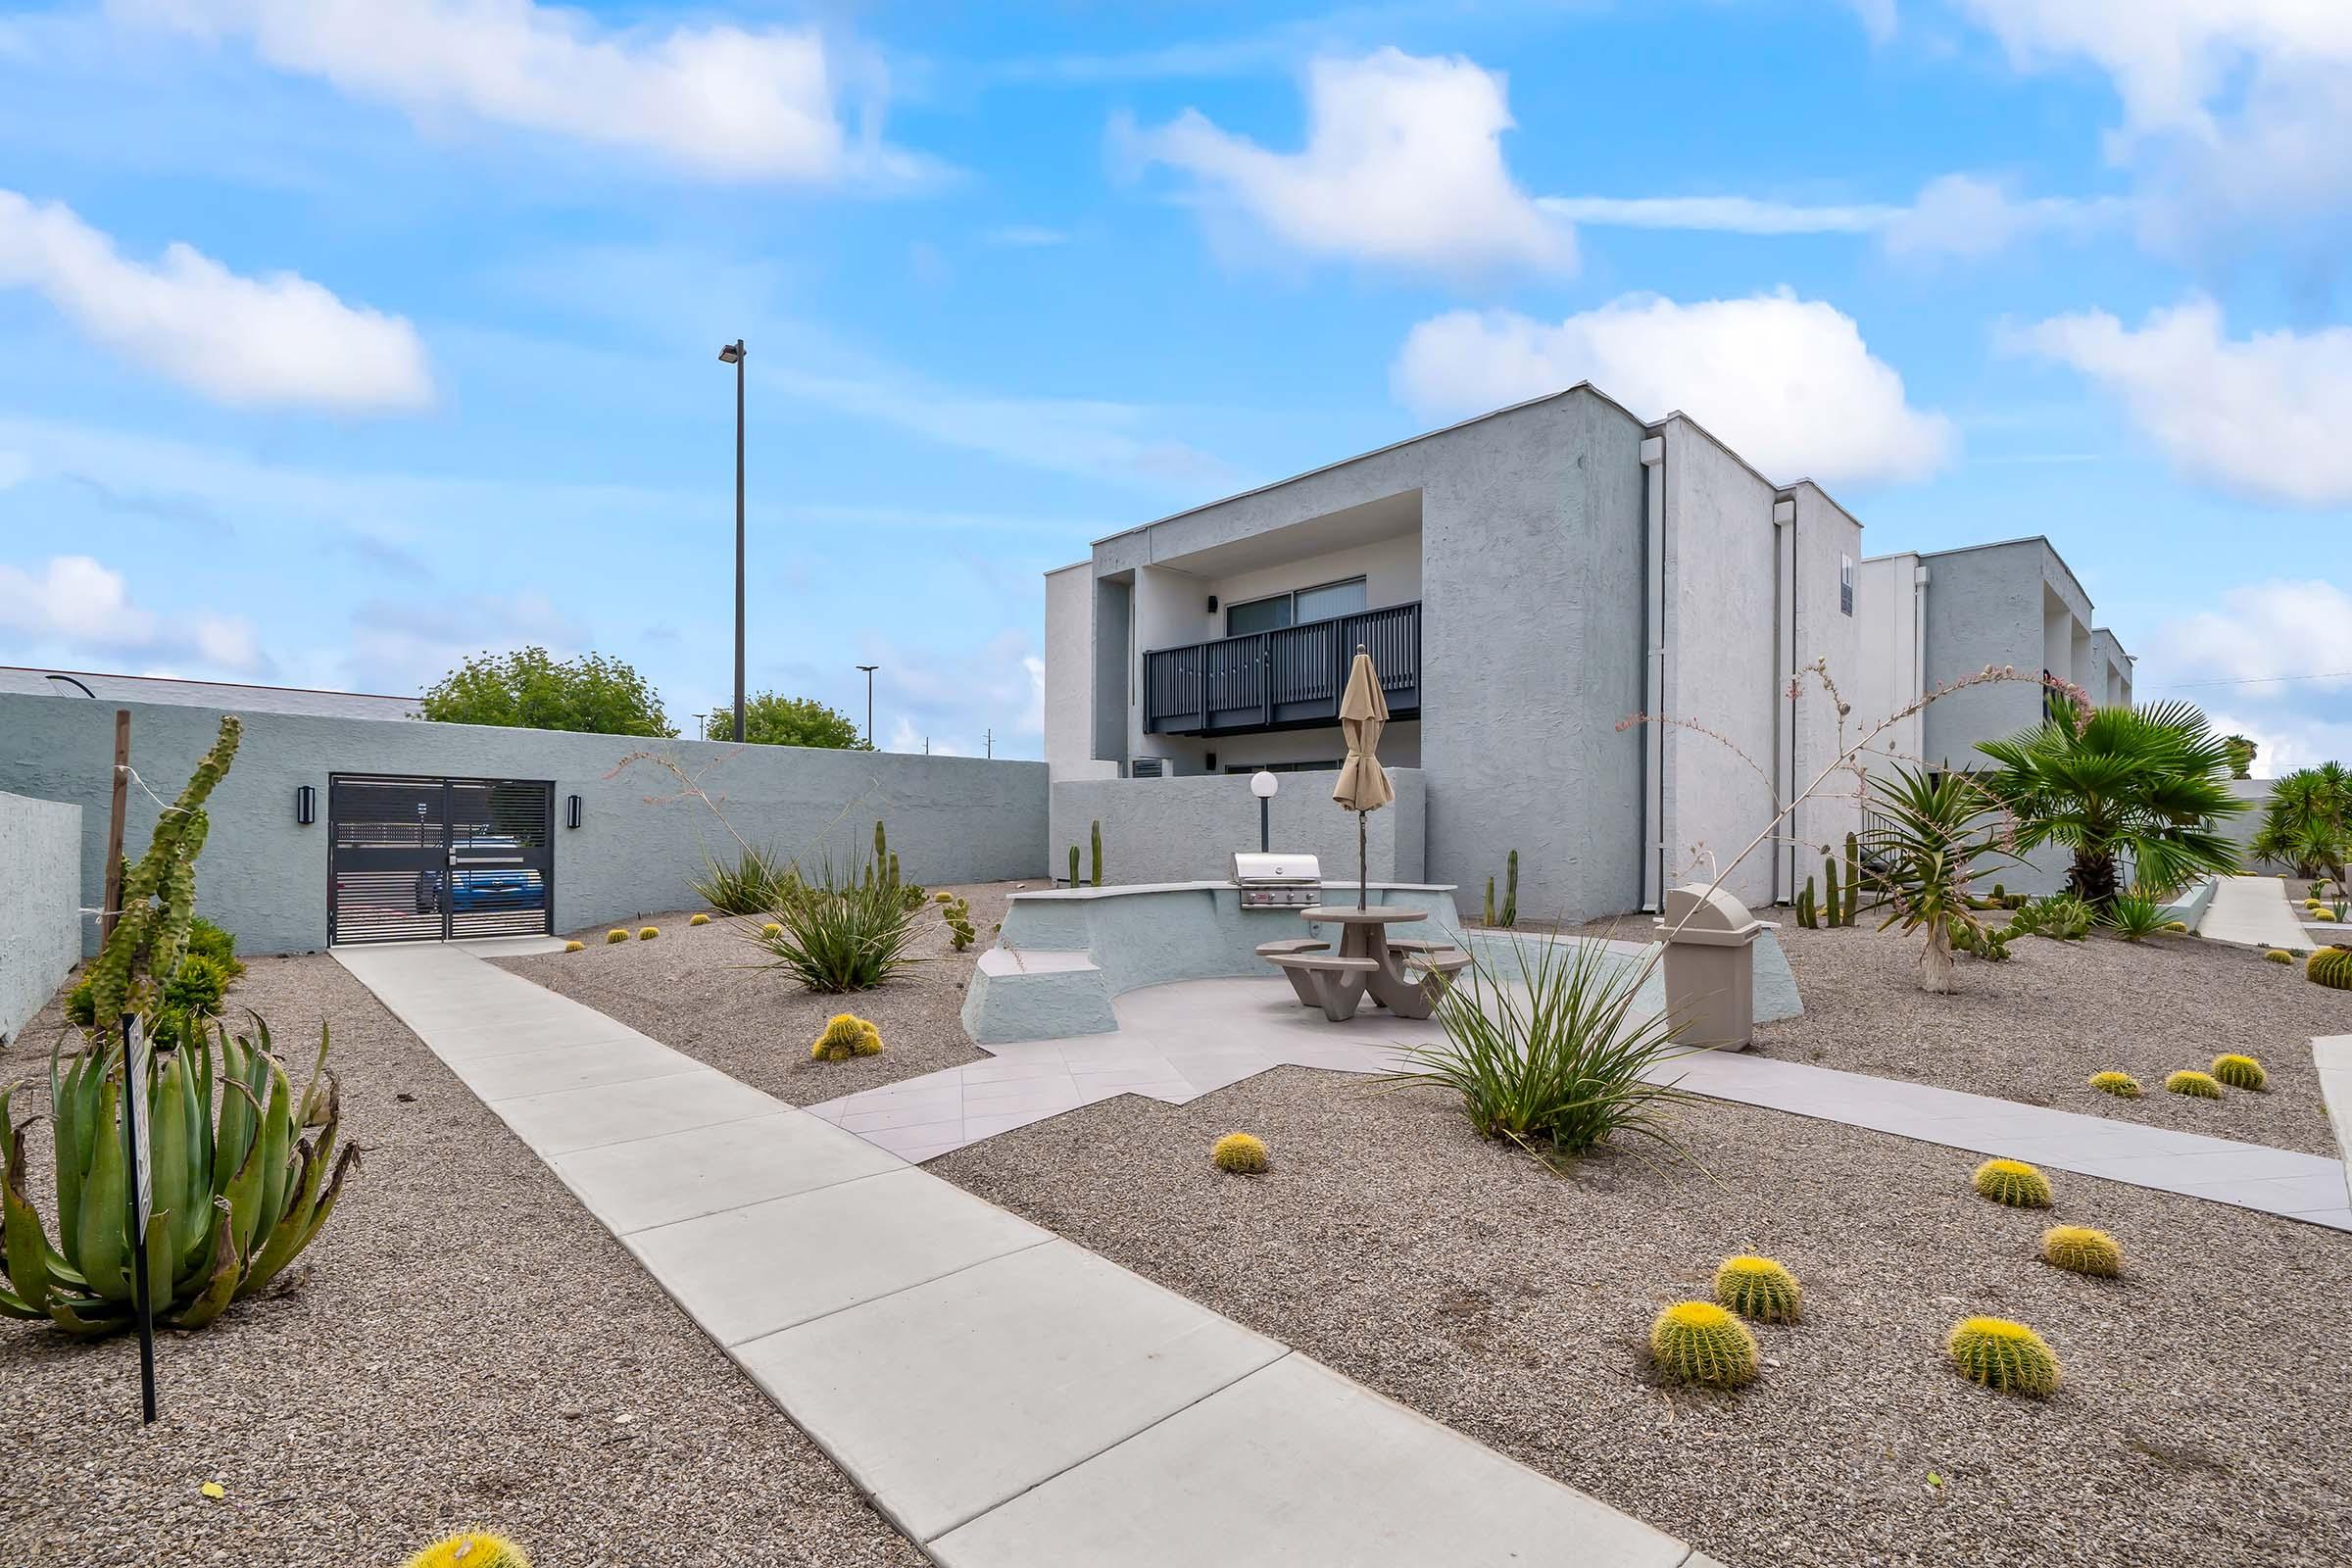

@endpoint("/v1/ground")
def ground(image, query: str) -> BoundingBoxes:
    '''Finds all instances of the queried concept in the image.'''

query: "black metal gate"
[328,774,555,944]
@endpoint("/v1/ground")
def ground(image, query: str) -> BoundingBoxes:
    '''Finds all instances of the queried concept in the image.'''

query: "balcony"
[1143,600,1421,737]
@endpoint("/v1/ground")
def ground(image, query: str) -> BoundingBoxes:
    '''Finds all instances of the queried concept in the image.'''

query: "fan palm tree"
[1974,701,2245,907]
[2250,762,2350,890]
[1865,765,2008,994]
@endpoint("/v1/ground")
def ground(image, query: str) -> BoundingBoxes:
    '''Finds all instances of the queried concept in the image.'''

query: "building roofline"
[1643,409,1864,528]
[1088,382,1649,550]
[0,664,418,703]
[1911,534,2094,613]
[1046,559,1092,577]
[2092,625,2132,661]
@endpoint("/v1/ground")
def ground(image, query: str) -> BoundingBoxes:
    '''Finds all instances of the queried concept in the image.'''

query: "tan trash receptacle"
[1655,883,1766,1051]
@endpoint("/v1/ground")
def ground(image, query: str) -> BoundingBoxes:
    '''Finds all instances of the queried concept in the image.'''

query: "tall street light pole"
[718,339,747,743]
[856,664,879,748]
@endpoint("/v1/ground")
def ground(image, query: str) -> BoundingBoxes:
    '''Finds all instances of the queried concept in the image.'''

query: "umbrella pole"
[1358,809,1368,910]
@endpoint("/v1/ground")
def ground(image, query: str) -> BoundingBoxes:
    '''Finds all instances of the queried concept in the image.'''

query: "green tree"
[419,648,673,737]
[705,692,872,750]
[1975,701,2245,907]
[2222,733,2258,779]
[2250,762,2350,886]
[1865,765,2008,994]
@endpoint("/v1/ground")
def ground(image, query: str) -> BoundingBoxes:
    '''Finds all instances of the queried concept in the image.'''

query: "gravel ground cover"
[1747,921,2349,1157]
[936,1067,2352,1568]
[493,880,1025,1104]
[0,955,925,1568]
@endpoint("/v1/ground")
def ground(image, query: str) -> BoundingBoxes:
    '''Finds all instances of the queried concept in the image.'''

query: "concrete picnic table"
[1300,904,1443,1018]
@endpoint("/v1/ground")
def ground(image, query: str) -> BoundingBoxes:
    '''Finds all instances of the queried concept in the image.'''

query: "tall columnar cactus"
[1090,819,1102,887]
[1483,876,1496,926]
[873,818,888,874]
[84,715,241,1034]
[887,852,901,890]
[1796,877,1817,928]
[1823,855,1842,928]
[1500,850,1519,928]
[1068,845,1081,887]
[1843,831,1862,923]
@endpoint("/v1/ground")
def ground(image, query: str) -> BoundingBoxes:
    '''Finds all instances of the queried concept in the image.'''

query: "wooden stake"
[100,709,129,944]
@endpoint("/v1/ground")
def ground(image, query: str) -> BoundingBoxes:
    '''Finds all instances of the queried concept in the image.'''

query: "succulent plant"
[637,926,659,941]
[689,913,710,926]
[1824,855,1842,928]
[2165,1069,2225,1099]
[1091,819,1103,887]
[1210,1132,1268,1173]
[606,929,628,945]
[2087,1070,2141,1098]
[1946,1316,2060,1396]
[2040,1225,2124,1278]
[2163,920,2189,933]
[943,896,977,952]
[1796,877,1817,929]
[563,940,584,954]
[811,1013,868,1061]
[1711,1254,1802,1323]
[1973,1157,2054,1207]
[761,922,782,938]
[2265,949,2296,964]
[1483,876,1495,926]
[1500,850,1519,928]
[2311,949,2352,990]
[404,1533,531,1568]
[1,1014,357,1337]
[935,890,954,904]
[2316,909,2340,922]
[1648,1300,1759,1387]
[1068,845,1081,886]
[855,1018,883,1056]
[2209,1054,2267,1090]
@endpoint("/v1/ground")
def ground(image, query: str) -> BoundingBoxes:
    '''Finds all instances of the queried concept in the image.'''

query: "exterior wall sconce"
[295,784,316,825]
[565,794,583,829]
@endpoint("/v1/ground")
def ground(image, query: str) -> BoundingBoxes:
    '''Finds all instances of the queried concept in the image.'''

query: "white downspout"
[1912,564,1930,760]
[1641,435,1666,912]
[1772,497,1796,903]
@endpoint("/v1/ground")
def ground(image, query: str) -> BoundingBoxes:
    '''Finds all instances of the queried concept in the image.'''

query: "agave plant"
[749,854,925,993]
[686,840,796,916]
[2100,891,2168,941]
[1864,765,2009,994]
[1,1015,358,1337]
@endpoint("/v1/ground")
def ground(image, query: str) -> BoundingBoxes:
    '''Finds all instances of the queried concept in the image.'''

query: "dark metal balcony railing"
[1143,601,1420,736]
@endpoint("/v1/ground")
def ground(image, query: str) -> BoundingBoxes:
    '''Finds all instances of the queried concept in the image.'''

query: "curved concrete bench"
[961,881,1464,1045]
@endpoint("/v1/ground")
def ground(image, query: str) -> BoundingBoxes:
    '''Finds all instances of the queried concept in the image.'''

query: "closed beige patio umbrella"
[1332,645,1394,909]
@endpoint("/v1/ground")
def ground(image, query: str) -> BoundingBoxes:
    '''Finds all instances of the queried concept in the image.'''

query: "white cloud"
[2199,709,2352,777]
[1844,0,1897,43]
[2158,580,2352,692]
[118,0,916,184]
[1391,290,1955,488]
[1540,173,2125,259]
[1120,48,1572,275]
[981,224,1071,248]
[343,590,584,693]
[2012,297,2352,506]
[0,189,432,411]
[1950,1,2352,240]
[865,630,1045,759]
[0,555,267,673]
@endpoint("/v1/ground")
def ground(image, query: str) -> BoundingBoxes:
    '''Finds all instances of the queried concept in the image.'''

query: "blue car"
[415,836,544,913]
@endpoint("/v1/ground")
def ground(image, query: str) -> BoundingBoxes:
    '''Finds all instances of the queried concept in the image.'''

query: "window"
[1224,760,1342,773]
[1225,576,1368,636]
[1839,555,1855,616]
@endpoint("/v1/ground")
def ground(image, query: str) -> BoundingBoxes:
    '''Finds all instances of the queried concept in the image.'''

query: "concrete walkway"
[2198,875,2313,951]
[331,942,1711,1568]
[813,976,2352,1233]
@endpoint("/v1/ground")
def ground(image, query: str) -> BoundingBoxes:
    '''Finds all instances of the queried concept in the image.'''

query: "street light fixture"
[717,339,747,744]
[856,663,879,748]
[1250,768,1280,853]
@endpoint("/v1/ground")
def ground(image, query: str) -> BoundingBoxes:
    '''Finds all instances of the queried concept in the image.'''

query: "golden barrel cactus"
[2040,1225,2123,1277]
[2309,949,2352,989]
[761,921,782,937]
[854,1018,883,1056]
[1649,1300,1759,1387]
[2166,1069,2225,1099]
[2210,1054,2267,1091]
[811,1014,868,1061]
[1973,1157,2053,1208]
[404,1533,531,1568]
[2087,1070,2140,1098]
[1712,1255,1802,1323]
[563,940,584,954]
[606,929,629,945]
[690,912,711,926]
[2264,950,2295,964]
[1947,1316,2060,1396]
[637,926,660,941]
[1211,1132,1269,1174]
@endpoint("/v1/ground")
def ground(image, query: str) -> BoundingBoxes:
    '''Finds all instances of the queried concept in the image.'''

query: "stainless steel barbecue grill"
[1231,852,1321,909]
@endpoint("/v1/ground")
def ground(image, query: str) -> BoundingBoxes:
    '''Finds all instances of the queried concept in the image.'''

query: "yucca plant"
[1,1015,357,1336]
[1865,764,2008,994]
[2250,763,2349,888]
[1380,937,1691,1158]
[686,841,793,916]
[749,854,924,993]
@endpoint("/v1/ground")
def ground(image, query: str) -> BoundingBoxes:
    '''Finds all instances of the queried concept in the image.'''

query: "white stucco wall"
[1195,531,1422,643]
[1,788,81,1044]
[1791,483,1865,866]
[1050,769,1427,886]
[1044,563,1114,781]
[1855,553,1924,765]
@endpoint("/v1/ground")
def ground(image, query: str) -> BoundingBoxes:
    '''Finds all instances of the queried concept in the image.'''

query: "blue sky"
[0,0,2345,765]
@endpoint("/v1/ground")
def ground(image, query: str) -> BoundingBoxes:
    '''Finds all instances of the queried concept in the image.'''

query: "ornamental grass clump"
[405,1533,531,1568]
[1973,1157,2053,1207]
[2210,1054,2267,1091]
[1648,1300,1759,1387]
[752,854,924,993]
[687,841,792,915]
[2166,1069,2225,1099]
[1210,1133,1268,1174]
[2040,1225,2124,1278]
[1381,936,1690,1159]
[1712,1255,1802,1323]
[1947,1316,2060,1396]
[2088,1070,2141,1098]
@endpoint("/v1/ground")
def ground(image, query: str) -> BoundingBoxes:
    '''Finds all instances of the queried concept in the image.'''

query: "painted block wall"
[0,693,1048,956]
[1791,484,1865,871]
[1044,562,1113,781]
[1920,543,2044,768]
[0,788,81,1043]
[1049,768,1426,887]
